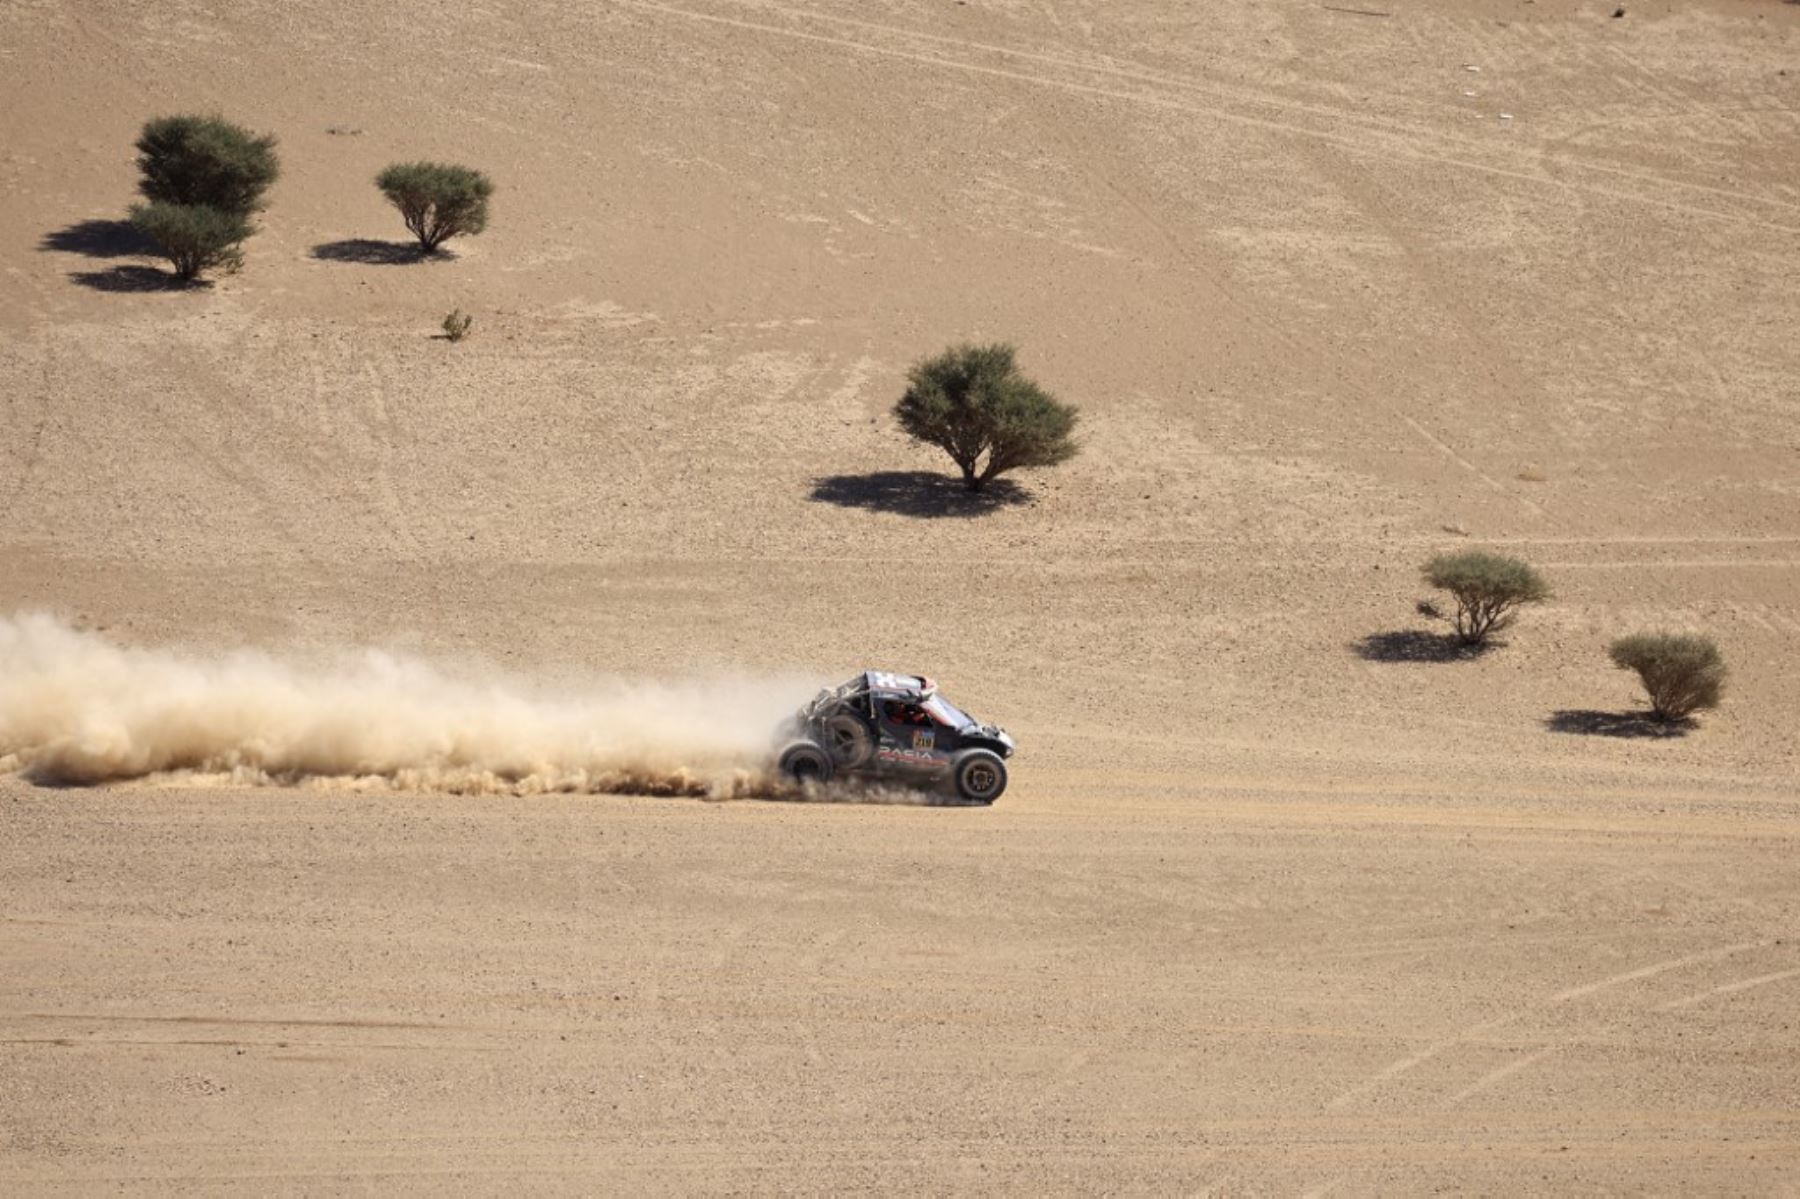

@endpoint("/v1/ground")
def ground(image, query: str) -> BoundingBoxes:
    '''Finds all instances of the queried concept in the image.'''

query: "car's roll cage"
[802,671,953,728]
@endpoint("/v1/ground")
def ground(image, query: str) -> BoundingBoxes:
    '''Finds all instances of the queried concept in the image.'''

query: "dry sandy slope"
[4,784,1799,1192]
[3,0,1799,1190]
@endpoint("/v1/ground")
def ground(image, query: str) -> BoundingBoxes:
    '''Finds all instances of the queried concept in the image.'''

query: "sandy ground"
[3,0,1799,1191]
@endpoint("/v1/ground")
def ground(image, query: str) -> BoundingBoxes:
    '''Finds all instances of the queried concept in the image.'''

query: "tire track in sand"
[1325,939,1765,1110]
[613,0,1800,234]
[1656,966,1800,1013]
[1305,940,1780,1193]
[698,0,1800,220]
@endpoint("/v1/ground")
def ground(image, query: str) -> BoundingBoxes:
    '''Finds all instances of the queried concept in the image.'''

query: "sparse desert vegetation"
[441,308,474,342]
[894,342,1079,493]
[376,161,494,252]
[121,114,277,281]
[1421,550,1551,645]
[126,201,251,282]
[1609,632,1727,722]
[134,115,279,216]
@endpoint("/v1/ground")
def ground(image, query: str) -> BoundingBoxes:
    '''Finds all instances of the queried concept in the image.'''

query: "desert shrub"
[442,309,473,342]
[1421,550,1549,644]
[376,162,493,251]
[135,115,279,216]
[894,343,1079,493]
[128,202,251,281]
[1609,633,1726,721]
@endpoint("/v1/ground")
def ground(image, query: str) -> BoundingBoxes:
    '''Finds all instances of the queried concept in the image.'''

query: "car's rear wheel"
[777,741,833,786]
[823,714,873,768]
[953,750,1007,804]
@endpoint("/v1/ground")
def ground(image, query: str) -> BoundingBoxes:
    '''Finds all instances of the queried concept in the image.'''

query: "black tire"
[823,714,873,769]
[953,750,1007,804]
[777,741,833,785]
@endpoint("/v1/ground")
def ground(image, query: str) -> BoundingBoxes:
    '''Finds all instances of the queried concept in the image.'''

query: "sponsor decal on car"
[876,746,939,767]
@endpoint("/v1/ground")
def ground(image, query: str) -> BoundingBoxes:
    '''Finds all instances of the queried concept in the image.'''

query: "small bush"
[376,162,493,252]
[1609,633,1725,721]
[894,343,1079,493]
[1421,550,1549,644]
[442,309,473,342]
[128,202,250,281]
[135,115,279,216]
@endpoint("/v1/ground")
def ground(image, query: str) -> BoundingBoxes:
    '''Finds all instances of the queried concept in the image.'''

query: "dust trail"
[0,613,827,799]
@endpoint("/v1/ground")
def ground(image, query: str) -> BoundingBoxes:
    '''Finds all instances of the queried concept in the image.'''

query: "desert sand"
[3,0,1798,1191]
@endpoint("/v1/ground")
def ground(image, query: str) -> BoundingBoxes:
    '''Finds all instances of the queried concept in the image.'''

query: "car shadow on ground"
[1352,630,1494,663]
[1545,709,1693,739]
[311,238,441,265]
[17,770,88,790]
[808,471,1031,518]
[67,265,200,293]
[766,786,989,808]
[39,218,159,258]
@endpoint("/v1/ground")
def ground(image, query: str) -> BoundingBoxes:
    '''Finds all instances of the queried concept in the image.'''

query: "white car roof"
[863,670,936,697]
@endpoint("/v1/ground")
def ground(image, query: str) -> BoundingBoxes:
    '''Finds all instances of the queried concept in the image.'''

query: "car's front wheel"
[952,749,1007,804]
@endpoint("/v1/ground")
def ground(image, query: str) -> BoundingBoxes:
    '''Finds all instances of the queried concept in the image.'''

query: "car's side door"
[874,699,948,776]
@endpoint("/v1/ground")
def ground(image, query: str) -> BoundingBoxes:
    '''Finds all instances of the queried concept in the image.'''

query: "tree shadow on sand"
[1353,630,1494,663]
[67,265,201,293]
[42,219,197,292]
[1544,710,1694,739]
[311,238,441,265]
[808,471,1032,519]
[39,218,158,259]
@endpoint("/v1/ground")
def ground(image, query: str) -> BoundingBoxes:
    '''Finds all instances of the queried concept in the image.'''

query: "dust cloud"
[0,613,824,798]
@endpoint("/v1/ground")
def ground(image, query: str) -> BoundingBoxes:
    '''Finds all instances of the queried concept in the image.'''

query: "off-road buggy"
[775,671,1016,803]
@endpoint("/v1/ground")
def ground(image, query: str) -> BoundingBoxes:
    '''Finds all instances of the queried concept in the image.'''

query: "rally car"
[775,671,1016,803]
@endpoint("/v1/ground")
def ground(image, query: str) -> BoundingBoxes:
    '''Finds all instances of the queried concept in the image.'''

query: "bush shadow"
[67,265,200,293]
[808,471,1032,519]
[1545,710,1693,739]
[311,238,440,265]
[39,218,158,259]
[1353,630,1494,663]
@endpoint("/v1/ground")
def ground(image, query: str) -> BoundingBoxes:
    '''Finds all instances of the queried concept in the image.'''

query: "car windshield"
[923,694,975,729]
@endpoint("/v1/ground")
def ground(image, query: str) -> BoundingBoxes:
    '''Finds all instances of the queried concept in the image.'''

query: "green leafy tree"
[128,202,251,281]
[894,343,1079,493]
[376,162,494,252]
[1609,633,1726,721]
[1421,550,1550,645]
[135,115,279,216]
